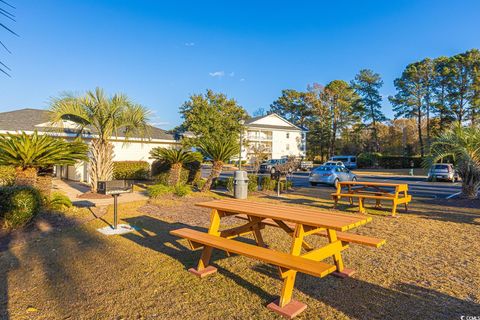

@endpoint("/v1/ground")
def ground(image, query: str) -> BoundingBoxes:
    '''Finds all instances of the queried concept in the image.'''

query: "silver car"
[309,165,357,187]
[427,163,459,182]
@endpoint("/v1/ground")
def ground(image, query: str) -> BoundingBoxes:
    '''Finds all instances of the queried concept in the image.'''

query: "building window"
[286,133,290,139]
[286,144,290,151]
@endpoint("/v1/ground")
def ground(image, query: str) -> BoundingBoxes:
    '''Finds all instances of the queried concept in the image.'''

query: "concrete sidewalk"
[52,179,149,207]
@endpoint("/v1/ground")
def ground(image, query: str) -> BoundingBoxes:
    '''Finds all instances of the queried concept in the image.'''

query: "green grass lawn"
[1,192,479,319]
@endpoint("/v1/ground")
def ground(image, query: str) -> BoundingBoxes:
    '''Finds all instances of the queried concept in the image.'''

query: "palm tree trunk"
[169,163,182,186]
[15,167,37,187]
[461,183,479,199]
[36,174,52,199]
[201,161,224,192]
[89,139,114,192]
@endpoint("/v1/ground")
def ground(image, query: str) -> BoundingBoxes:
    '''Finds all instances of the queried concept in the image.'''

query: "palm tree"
[198,138,239,192]
[150,147,202,185]
[50,87,150,192]
[0,131,88,191]
[426,123,480,199]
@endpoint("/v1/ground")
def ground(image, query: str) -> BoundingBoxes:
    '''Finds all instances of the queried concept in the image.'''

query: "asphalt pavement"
[211,168,462,199]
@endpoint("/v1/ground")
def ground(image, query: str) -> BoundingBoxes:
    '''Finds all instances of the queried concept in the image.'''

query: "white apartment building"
[242,113,307,162]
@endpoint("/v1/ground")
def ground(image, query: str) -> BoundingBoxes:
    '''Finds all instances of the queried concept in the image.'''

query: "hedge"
[0,186,42,229]
[113,161,150,180]
[0,165,16,186]
[357,153,424,168]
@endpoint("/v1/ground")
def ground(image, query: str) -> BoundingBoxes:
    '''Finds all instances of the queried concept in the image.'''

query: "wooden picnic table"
[170,199,385,318]
[331,181,412,216]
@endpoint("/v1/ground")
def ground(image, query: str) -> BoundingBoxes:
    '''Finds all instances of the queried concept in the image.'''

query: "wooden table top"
[196,199,372,231]
[338,181,407,187]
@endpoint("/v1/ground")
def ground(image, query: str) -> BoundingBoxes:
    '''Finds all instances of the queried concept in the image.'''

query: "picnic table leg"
[189,209,221,278]
[327,229,355,278]
[391,201,398,217]
[358,198,366,214]
[267,224,307,318]
[347,185,353,205]
[248,216,267,248]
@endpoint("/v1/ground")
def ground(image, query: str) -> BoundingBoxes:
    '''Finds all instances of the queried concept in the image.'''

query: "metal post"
[277,177,281,197]
[113,194,118,229]
[239,130,243,170]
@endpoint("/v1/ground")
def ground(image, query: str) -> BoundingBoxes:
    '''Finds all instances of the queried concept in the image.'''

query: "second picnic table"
[331,181,412,216]
[170,199,385,318]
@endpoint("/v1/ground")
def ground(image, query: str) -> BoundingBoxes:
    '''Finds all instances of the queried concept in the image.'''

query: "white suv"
[427,163,459,183]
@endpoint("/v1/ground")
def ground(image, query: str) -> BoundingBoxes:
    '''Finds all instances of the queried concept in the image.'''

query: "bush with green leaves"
[147,184,173,198]
[173,184,192,197]
[0,165,15,186]
[226,176,234,193]
[261,176,276,191]
[260,176,293,192]
[147,183,192,198]
[47,192,73,211]
[247,174,259,192]
[0,186,42,229]
[113,161,150,180]
[195,178,207,191]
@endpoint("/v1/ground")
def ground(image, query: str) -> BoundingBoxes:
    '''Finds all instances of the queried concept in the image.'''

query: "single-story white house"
[0,108,179,182]
[243,113,307,162]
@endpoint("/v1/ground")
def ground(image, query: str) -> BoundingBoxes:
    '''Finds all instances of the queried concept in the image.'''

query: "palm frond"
[0,131,89,169]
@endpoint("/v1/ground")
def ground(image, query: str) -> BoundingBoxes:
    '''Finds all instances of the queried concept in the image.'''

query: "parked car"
[427,163,459,182]
[309,165,357,187]
[300,160,314,171]
[259,158,288,174]
[330,155,357,169]
[324,161,345,167]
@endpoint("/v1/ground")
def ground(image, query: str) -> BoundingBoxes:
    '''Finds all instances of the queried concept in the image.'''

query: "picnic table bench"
[331,181,412,216]
[170,199,385,318]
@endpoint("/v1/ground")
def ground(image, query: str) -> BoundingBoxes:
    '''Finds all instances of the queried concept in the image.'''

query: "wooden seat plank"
[235,215,385,248]
[196,199,371,231]
[170,228,337,278]
[331,193,395,200]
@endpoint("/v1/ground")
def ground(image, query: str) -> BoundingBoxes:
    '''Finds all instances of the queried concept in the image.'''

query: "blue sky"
[0,0,479,129]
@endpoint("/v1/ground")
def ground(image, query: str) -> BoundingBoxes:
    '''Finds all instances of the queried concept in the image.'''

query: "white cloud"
[229,72,235,77]
[209,71,225,77]
[184,42,195,47]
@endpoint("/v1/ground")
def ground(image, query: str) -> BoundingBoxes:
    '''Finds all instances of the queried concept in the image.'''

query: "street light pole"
[239,119,245,170]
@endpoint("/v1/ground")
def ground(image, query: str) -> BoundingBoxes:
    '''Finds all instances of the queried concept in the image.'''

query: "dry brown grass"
[1,192,480,319]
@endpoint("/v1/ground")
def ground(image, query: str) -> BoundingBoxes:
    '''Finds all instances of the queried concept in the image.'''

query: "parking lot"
[213,168,463,200]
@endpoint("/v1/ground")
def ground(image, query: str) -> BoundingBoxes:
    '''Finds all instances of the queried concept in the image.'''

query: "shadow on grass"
[252,264,480,318]
[121,215,274,301]
[0,215,106,319]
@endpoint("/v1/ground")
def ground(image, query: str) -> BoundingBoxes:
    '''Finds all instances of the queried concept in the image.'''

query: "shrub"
[195,178,207,191]
[47,192,72,211]
[261,176,276,191]
[357,152,382,168]
[260,176,293,192]
[147,184,173,198]
[0,186,42,229]
[0,165,16,186]
[247,174,259,192]
[113,161,150,180]
[173,184,192,197]
[226,177,234,193]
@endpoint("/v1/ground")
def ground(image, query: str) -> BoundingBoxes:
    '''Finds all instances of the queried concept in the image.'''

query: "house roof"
[245,113,304,131]
[0,108,175,141]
